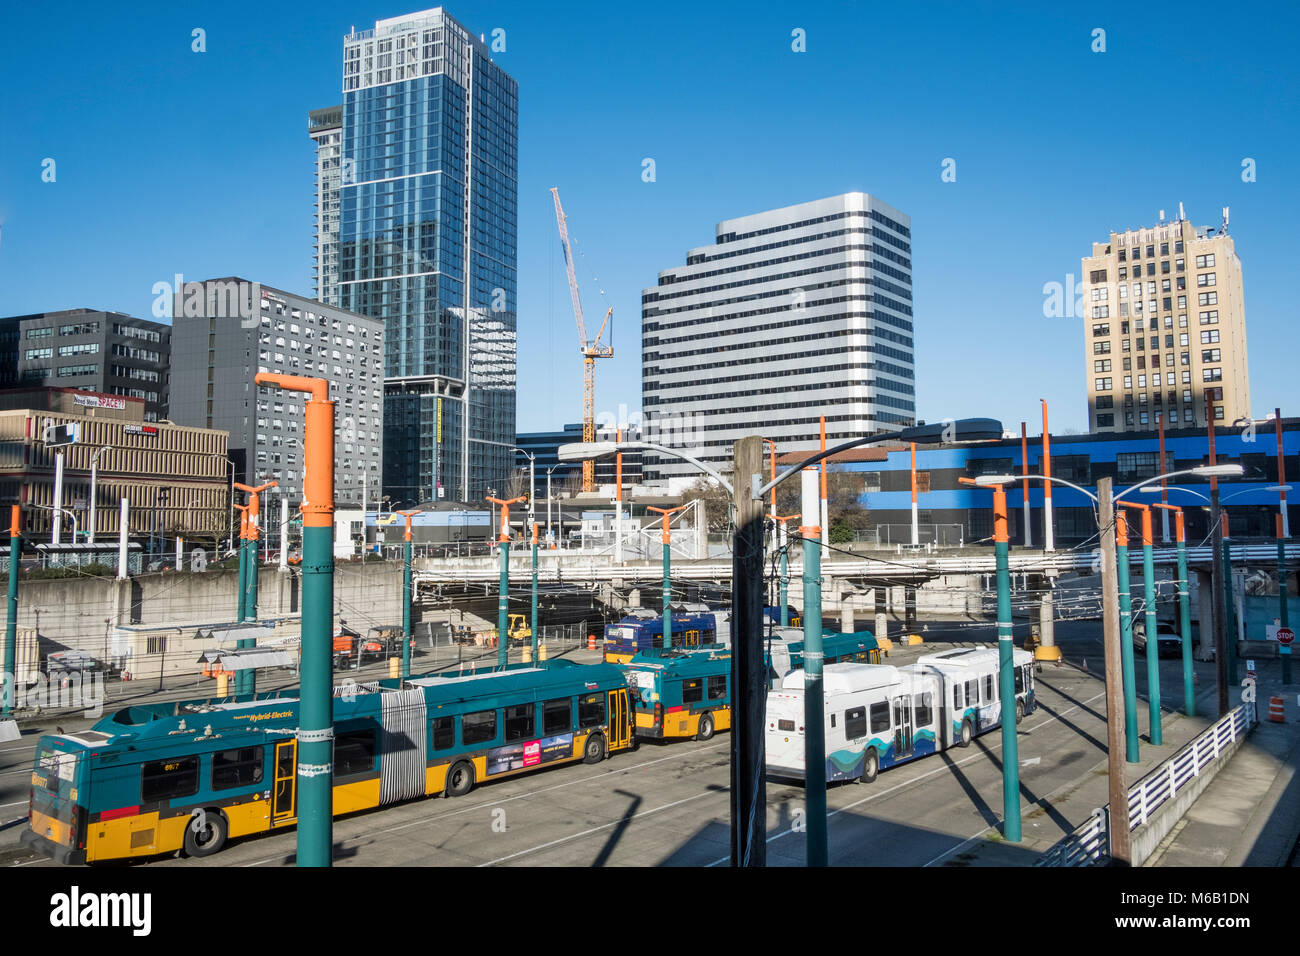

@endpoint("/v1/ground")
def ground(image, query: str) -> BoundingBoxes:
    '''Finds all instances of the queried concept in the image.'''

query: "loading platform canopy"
[196,647,297,671]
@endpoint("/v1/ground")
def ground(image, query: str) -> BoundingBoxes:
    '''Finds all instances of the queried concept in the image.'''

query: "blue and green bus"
[603,608,725,663]
[22,660,634,864]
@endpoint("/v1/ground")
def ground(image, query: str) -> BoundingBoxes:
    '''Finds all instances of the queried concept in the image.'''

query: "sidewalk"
[1148,658,1300,867]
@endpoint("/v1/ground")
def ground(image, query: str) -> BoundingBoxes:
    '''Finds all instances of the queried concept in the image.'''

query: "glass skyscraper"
[313,8,518,503]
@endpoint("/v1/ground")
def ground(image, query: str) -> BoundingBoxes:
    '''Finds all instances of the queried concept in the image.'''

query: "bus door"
[892,697,913,758]
[608,689,632,750]
[271,740,297,825]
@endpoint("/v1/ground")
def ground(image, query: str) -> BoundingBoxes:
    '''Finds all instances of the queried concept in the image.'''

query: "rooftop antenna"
[1178,201,1186,221]
[1159,209,1165,222]
[1221,206,1230,235]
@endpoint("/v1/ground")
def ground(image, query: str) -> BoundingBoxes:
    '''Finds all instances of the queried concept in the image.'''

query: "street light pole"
[530,521,539,662]
[799,467,828,864]
[959,476,1021,842]
[1098,477,1133,864]
[1122,502,1163,747]
[3,507,19,719]
[1207,396,1228,716]
[1154,504,1196,715]
[1279,513,1292,686]
[1116,510,1140,762]
[397,510,420,678]
[486,495,525,667]
[256,372,335,868]
[88,445,110,546]
[648,506,685,649]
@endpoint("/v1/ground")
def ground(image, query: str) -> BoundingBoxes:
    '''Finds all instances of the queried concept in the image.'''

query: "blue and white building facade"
[641,193,916,485]
[314,7,519,504]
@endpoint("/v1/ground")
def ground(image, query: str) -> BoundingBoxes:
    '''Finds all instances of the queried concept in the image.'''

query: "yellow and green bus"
[22,660,634,864]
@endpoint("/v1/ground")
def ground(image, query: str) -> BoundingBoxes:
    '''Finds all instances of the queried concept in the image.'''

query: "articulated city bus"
[22,660,634,864]
[623,632,880,742]
[766,646,1033,784]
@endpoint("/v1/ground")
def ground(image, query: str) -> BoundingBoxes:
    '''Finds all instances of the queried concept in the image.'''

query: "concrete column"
[904,585,917,633]
[1193,568,1214,660]
[840,592,854,635]
[873,586,888,648]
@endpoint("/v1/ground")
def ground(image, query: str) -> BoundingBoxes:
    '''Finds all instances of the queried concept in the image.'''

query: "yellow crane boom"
[550,187,613,493]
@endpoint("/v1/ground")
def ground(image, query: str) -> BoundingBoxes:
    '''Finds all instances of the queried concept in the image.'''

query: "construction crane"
[550,186,613,493]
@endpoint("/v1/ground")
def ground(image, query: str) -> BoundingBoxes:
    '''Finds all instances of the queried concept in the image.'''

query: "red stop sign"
[1278,627,1295,646]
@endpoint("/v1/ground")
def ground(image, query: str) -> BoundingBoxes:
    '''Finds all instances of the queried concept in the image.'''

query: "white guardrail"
[1036,701,1256,866]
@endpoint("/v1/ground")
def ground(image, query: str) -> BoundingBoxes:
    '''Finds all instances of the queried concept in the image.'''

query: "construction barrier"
[1268,696,1285,723]
[587,634,598,651]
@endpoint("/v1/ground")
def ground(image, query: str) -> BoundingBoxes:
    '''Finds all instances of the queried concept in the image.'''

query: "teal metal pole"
[800,470,827,866]
[497,539,509,667]
[1279,520,1291,685]
[993,487,1021,842]
[402,536,412,679]
[3,508,19,718]
[299,520,333,865]
[1223,534,1237,684]
[779,546,789,627]
[1116,525,1140,762]
[663,542,673,650]
[236,534,247,623]
[1175,520,1195,716]
[530,529,538,662]
[1138,513,1162,746]
[248,537,258,619]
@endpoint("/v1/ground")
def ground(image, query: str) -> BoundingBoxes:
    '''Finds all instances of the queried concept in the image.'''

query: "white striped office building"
[640,193,916,484]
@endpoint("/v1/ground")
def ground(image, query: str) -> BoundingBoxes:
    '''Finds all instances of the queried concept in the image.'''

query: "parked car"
[46,650,105,676]
[1133,621,1184,657]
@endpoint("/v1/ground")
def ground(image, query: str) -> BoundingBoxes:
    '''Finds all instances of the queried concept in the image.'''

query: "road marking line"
[477,791,719,866]
[704,689,1110,867]
[242,741,730,867]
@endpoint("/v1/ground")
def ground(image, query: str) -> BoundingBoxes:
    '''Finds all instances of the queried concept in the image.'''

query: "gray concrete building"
[641,193,916,485]
[0,309,170,422]
[169,278,383,509]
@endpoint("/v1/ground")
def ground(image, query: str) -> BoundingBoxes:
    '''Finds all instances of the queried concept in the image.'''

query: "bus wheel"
[861,749,879,783]
[959,719,973,748]
[696,713,715,741]
[1015,701,1025,725]
[583,733,607,764]
[183,809,227,858]
[446,761,475,797]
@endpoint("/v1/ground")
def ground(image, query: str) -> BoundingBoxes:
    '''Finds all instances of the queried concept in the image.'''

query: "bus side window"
[845,706,866,739]
[965,679,979,706]
[954,684,963,709]
[211,747,264,790]
[681,679,703,705]
[461,709,498,746]
[141,755,199,803]
[1014,666,1025,695]
[542,697,572,735]
[870,650,880,664]
[706,675,727,700]
[431,716,454,751]
[504,704,534,743]
[334,728,378,779]
[869,701,890,734]
[578,693,605,728]
[914,692,933,727]
[984,674,996,703]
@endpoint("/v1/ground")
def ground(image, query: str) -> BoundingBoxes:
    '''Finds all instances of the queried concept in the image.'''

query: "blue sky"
[2,0,1297,436]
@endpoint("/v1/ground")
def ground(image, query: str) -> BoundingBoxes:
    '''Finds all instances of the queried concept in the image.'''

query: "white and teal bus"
[765,646,1034,785]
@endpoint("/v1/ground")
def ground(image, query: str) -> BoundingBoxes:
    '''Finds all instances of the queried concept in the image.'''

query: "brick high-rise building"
[1082,208,1249,433]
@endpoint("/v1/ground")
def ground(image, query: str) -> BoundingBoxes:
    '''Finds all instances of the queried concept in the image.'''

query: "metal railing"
[1036,701,1256,866]
[866,524,966,548]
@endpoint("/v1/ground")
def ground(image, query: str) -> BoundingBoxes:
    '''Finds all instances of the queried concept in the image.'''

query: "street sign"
[43,422,78,447]
[1278,627,1295,647]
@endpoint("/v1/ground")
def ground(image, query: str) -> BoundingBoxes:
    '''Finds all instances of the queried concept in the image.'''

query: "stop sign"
[1278,627,1295,646]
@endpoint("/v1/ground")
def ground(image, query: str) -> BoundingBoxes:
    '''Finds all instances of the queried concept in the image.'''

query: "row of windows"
[1117,239,1184,261]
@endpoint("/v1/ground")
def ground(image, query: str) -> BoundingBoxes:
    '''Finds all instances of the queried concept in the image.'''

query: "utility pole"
[1041,400,1054,553]
[1207,395,1228,716]
[800,468,828,865]
[3,507,19,719]
[530,522,539,662]
[1279,513,1292,685]
[257,373,335,868]
[1116,511,1140,762]
[1098,477,1132,865]
[1155,504,1196,715]
[1124,503,1163,746]
[1020,423,1032,548]
[486,495,525,666]
[729,435,765,867]
[649,506,684,649]
[398,510,421,679]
